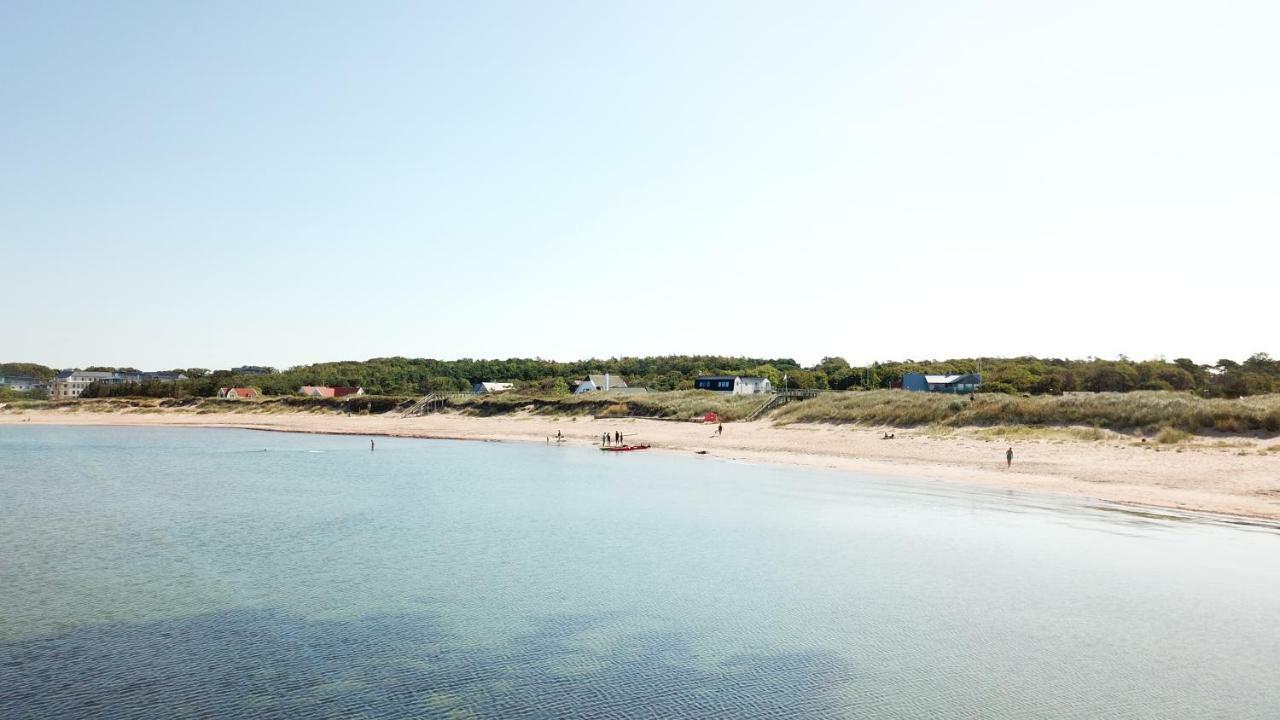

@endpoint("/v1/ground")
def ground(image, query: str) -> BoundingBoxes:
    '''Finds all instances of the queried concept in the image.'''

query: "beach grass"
[444,390,767,422]
[770,390,1280,435]
[6,389,1279,437]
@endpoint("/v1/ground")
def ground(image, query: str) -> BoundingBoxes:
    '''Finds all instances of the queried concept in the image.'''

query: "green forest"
[5,354,1280,399]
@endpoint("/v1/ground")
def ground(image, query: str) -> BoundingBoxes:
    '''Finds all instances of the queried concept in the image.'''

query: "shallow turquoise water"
[1,425,1278,718]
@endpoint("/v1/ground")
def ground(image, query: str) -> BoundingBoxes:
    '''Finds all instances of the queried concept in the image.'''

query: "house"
[694,375,773,395]
[49,370,133,399]
[48,369,186,399]
[902,373,982,394]
[472,382,514,394]
[218,387,259,400]
[0,375,44,393]
[572,373,628,394]
[299,386,364,398]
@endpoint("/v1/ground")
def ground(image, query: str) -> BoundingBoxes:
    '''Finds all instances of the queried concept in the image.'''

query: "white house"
[694,375,773,395]
[472,382,514,394]
[48,369,186,399]
[49,370,132,399]
[572,373,627,394]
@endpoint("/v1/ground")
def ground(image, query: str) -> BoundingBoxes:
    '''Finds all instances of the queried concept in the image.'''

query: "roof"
[300,386,336,397]
[697,375,769,382]
[586,374,627,388]
[57,369,119,380]
[474,382,513,391]
[221,387,257,395]
[924,374,981,384]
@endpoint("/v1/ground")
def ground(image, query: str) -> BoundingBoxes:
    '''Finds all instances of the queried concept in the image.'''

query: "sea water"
[1,426,1277,719]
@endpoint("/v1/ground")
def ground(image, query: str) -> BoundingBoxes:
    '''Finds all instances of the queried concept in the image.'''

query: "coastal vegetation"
[769,390,1280,434]
[7,353,1280,399]
[6,389,1279,436]
[5,354,1280,437]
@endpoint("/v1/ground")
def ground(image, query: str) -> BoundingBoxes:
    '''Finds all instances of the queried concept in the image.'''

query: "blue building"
[902,373,981,393]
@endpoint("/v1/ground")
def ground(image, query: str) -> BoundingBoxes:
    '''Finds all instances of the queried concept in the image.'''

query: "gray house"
[572,373,627,394]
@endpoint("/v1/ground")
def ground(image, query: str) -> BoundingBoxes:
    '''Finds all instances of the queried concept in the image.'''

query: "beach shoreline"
[3,408,1279,522]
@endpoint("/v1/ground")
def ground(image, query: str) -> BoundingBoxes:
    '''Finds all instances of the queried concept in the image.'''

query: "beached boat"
[601,444,651,452]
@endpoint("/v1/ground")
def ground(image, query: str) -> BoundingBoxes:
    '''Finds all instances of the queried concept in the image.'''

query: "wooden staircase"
[744,389,823,422]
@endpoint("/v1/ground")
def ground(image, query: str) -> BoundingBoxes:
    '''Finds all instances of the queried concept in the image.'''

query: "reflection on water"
[1,426,1278,719]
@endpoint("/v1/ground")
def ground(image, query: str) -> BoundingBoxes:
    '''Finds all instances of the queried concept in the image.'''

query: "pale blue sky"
[4,1,1276,370]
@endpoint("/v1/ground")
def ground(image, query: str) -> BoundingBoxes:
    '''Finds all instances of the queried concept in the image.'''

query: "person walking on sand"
[717,423,723,436]
[371,439,375,451]
[1006,447,1013,468]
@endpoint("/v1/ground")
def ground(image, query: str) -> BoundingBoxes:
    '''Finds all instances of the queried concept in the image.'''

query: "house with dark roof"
[50,370,132,399]
[902,373,982,393]
[694,375,773,395]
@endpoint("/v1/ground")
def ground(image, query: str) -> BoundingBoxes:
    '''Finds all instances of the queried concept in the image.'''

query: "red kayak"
[601,444,651,452]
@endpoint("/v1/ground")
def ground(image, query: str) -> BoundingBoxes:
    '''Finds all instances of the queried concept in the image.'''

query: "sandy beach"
[3,408,1279,521]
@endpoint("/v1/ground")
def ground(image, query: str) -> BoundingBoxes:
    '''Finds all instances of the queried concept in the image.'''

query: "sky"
[3,1,1277,370]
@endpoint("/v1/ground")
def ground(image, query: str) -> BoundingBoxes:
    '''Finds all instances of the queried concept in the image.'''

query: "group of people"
[603,430,627,446]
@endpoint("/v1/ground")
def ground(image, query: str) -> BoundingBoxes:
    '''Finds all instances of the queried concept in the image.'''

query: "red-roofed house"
[218,387,259,400]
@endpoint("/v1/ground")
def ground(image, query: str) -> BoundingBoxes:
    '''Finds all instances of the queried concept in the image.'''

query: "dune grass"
[445,390,767,422]
[770,390,1280,435]
[972,425,1111,442]
[9,389,1280,438]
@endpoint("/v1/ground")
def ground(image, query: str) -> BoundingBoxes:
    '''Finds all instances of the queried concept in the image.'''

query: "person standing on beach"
[1006,447,1013,467]
[717,423,723,436]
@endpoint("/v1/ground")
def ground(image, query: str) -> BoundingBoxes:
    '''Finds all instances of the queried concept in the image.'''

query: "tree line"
[6,354,1279,399]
